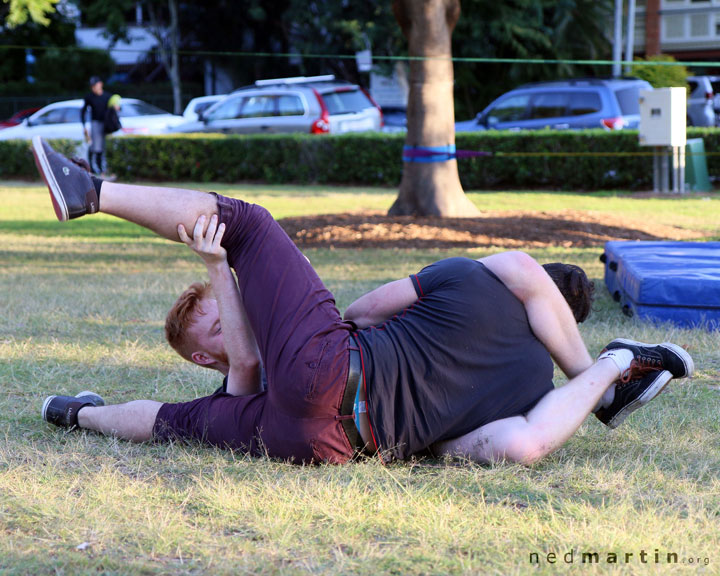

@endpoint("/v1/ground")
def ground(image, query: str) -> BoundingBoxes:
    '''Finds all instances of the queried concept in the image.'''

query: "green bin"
[685,138,712,192]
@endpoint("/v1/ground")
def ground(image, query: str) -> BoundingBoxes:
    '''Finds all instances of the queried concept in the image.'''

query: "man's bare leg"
[99,182,218,242]
[434,358,621,466]
[77,401,162,442]
[32,136,218,242]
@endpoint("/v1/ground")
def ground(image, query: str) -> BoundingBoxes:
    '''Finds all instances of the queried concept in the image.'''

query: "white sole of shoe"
[31,136,69,222]
[607,370,673,429]
[607,338,694,378]
[41,395,57,421]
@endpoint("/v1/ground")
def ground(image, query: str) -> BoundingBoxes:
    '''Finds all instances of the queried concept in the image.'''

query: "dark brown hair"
[542,262,595,323]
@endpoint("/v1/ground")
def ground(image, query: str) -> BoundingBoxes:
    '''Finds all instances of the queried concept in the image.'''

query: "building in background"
[636,0,720,68]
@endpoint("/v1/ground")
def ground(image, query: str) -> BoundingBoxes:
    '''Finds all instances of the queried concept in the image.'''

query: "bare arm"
[343,277,418,329]
[179,215,261,396]
[478,251,592,378]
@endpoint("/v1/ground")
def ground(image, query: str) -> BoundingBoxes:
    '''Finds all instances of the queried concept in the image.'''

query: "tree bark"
[389,0,478,217]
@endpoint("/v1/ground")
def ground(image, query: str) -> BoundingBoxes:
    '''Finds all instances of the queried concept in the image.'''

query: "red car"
[0,108,40,129]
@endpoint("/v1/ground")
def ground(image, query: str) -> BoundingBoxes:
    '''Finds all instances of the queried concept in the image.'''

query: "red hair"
[165,282,213,361]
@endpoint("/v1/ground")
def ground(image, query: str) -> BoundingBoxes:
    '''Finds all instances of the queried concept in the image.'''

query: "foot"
[31,136,99,221]
[602,338,694,380]
[595,370,673,429]
[41,390,105,429]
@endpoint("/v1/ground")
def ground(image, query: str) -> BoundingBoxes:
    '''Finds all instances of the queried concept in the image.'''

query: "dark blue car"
[456,78,652,132]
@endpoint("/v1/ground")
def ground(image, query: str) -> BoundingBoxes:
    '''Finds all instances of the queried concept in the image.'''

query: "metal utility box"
[638,87,687,147]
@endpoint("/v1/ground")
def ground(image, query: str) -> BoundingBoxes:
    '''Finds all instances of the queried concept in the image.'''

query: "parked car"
[182,95,227,122]
[0,107,40,129]
[0,98,186,141]
[686,75,720,127]
[380,106,407,133]
[455,78,652,132]
[170,75,382,135]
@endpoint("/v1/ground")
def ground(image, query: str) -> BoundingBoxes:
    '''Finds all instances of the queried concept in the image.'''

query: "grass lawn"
[1,181,719,575]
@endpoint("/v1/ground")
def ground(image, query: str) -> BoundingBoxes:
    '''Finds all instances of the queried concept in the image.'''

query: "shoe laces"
[619,358,661,384]
[70,156,92,173]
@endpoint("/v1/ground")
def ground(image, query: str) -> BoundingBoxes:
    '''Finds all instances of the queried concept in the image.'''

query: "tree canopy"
[3,0,615,112]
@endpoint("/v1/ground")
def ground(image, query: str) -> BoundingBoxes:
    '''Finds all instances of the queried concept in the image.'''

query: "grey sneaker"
[31,136,99,221]
[602,338,694,380]
[41,391,105,429]
[596,370,673,429]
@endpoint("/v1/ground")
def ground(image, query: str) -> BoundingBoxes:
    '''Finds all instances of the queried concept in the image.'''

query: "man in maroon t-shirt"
[33,137,694,465]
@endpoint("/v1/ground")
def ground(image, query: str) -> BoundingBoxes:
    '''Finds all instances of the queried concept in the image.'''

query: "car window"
[486,94,530,123]
[206,96,245,120]
[241,95,276,118]
[529,92,569,119]
[567,92,602,116]
[34,107,78,125]
[277,95,305,116]
[120,102,167,117]
[194,101,218,116]
[688,81,699,93]
[614,87,642,115]
[710,81,720,94]
[322,89,373,114]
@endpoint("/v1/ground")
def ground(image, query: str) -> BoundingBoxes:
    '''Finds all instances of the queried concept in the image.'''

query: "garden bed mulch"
[279,210,705,250]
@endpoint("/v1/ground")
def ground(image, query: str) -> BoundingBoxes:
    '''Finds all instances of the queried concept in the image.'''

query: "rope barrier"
[3,43,720,68]
[402,147,720,161]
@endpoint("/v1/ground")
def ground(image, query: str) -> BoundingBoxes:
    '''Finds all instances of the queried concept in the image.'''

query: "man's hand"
[178,214,227,267]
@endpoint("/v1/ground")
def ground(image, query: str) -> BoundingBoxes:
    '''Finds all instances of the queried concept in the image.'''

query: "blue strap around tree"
[402,145,493,162]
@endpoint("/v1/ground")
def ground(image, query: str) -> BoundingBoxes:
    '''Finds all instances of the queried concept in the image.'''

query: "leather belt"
[340,346,365,451]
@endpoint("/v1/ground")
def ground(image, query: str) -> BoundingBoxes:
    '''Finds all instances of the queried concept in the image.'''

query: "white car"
[0,98,186,141]
[182,95,227,122]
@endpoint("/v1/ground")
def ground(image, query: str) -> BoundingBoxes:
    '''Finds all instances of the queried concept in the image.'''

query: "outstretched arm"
[179,214,261,396]
[478,251,592,378]
[343,278,418,329]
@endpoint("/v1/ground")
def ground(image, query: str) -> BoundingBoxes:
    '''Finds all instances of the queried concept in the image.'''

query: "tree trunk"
[389,0,478,217]
[167,0,182,115]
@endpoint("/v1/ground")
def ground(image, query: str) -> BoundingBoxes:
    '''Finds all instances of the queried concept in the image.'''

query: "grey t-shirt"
[354,257,554,461]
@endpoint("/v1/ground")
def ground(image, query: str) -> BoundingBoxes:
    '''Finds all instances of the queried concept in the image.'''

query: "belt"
[340,346,365,451]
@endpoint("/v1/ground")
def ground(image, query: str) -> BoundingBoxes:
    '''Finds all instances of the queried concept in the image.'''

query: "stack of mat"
[601,241,720,330]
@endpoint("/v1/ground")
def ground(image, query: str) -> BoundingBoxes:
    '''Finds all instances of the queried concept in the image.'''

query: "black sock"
[90,175,104,202]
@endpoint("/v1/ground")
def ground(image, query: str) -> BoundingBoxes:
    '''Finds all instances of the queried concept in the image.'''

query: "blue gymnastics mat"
[601,241,720,330]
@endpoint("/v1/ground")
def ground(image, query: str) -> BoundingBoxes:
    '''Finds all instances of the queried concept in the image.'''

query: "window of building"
[665,14,686,38]
[691,13,710,36]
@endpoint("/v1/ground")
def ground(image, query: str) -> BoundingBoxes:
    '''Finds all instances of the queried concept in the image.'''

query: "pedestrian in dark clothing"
[81,76,111,175]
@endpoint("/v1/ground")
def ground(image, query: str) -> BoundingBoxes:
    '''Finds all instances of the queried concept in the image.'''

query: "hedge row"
[2,129,718,190]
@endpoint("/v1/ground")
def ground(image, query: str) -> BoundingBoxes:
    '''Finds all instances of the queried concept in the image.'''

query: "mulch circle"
[279,210,705,249]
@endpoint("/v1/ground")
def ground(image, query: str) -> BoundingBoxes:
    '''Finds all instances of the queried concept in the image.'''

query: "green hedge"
[2,130,718,190]
[0,139,80,179]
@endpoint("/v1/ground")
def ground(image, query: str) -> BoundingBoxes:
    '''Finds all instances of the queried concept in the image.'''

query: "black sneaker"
[602,338,694,380]
[596,370,673,429]
[41,390,105,429]
[31,136,99,221]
